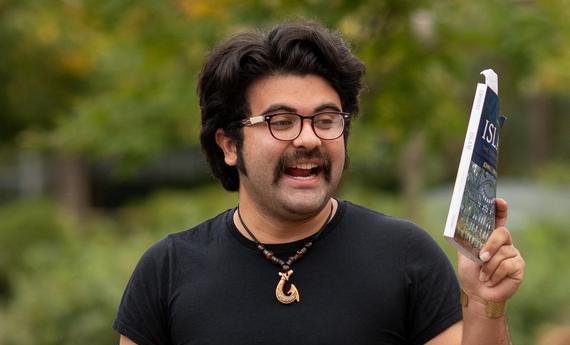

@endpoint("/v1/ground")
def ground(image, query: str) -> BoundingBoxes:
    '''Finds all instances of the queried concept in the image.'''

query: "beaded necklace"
[236,202,334,304]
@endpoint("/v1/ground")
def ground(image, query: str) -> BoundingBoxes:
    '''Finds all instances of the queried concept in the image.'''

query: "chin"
[280,194,331,216]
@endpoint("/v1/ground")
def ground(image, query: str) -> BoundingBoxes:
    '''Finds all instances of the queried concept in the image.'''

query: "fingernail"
[485,281,493,287]
[480,251,491,262]
[479,271,486,282]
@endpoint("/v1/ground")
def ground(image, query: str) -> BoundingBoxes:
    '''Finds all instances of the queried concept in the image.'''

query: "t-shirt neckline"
[226,199,347,254]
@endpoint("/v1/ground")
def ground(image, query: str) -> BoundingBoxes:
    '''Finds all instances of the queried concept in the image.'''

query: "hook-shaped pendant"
[275,270,300,304]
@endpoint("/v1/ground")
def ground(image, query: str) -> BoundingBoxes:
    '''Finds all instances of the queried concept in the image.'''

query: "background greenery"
[0,0,569,344]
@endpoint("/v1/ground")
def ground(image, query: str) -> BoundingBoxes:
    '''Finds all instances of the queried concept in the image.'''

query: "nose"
[292,118,321,150]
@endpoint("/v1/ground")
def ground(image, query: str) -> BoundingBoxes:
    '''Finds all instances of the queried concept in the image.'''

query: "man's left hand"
[458,198,525,303]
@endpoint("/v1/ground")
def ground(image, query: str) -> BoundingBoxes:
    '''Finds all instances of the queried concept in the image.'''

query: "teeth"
[292,175,314,180]
[292,163,318,170]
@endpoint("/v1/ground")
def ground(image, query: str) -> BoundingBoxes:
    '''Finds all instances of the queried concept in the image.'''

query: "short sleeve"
[113,238,172,345]
[404,223,462,345]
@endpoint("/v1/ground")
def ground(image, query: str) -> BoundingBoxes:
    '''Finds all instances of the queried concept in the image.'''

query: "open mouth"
[284,163,321,180]
[274,151,332,185]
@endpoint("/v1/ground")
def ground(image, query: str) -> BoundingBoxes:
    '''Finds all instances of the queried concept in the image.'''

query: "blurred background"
[0,0,569,344]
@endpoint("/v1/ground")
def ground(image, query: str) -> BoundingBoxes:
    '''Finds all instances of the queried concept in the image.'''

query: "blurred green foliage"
[1,0,569,181]
[118,185,237,236]
[508,222,570,345]
[532,161,570,185]
[0,232,136,345]
[0,199,66,287]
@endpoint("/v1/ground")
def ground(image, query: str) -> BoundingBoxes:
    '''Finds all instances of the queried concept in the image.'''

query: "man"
[114,20,525,345]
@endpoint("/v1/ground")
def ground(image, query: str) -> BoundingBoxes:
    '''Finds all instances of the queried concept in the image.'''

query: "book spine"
[444,83,488,239]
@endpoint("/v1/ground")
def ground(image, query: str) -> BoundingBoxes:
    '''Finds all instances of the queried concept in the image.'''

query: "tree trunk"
[527,93,551,165]
[398,131,425,222]
[17,150,45,198]
[56,155,91,224]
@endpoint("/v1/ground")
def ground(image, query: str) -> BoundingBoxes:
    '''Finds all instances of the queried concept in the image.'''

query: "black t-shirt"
[113,200,461,345]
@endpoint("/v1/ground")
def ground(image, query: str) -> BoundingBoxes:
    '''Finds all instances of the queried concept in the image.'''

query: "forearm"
[461,295,512,345]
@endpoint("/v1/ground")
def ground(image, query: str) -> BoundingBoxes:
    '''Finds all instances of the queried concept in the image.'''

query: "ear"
[215,128,238,167]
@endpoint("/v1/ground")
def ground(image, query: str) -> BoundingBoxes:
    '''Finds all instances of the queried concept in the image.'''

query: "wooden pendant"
[275,270,300,304]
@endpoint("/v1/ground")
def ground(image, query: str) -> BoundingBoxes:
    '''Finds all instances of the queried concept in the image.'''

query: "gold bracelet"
[460,288,506,319]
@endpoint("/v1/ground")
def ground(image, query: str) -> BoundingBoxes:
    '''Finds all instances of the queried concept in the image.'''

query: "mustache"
[273,148,332,184]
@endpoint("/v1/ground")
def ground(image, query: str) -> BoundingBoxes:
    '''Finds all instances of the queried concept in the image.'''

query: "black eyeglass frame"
[239,111,351,141]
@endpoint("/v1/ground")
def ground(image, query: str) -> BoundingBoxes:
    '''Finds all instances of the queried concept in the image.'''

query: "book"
[444,69,507,264]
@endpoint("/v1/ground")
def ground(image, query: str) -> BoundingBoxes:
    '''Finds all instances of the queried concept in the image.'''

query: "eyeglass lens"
[268,112,345,140]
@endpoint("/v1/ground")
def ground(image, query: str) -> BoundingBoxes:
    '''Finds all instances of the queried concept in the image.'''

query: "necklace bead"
[236,203,334,273]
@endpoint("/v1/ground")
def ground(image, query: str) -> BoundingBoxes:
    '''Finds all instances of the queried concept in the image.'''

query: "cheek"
[333,145,349,176]
[329,141,346,165]
[242,132,286,165]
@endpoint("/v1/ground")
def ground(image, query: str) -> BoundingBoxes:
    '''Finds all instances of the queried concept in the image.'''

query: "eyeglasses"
[240,111,350,141]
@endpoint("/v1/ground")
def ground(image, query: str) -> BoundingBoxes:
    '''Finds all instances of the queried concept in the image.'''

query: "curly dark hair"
[198,20,365,191]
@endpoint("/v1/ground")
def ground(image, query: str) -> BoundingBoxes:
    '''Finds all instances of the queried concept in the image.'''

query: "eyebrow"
[260,102,342,115]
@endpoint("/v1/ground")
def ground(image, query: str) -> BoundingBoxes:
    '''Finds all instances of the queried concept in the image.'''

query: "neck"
[233,198,337,244]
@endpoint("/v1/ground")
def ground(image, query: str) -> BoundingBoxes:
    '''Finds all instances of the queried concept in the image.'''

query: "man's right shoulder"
[144,208,234,256]
[170,207,233,239]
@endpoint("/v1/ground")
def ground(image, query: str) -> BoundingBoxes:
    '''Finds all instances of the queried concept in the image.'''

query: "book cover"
[444,69,507,263]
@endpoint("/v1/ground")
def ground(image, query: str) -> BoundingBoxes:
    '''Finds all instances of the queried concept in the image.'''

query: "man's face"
[230,74,346,221]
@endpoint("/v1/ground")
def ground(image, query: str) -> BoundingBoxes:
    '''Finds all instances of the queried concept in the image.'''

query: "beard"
[235,143,347,220]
